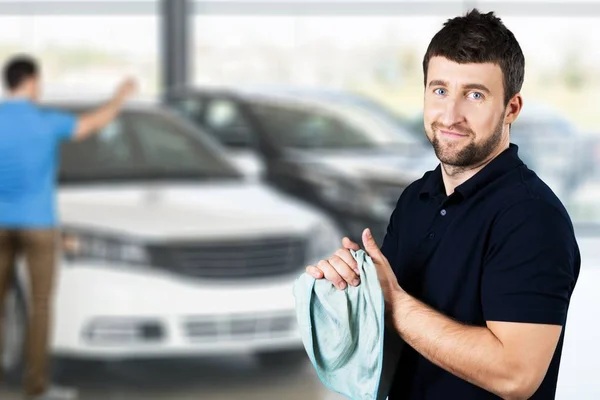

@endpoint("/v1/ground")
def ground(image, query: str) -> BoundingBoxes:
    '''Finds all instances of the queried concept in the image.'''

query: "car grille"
[184,313,296,342]
[148,236,307,279]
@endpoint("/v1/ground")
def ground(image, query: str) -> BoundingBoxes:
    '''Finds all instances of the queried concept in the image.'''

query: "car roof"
[179,85,577,131]
[177,84,362,107]
[40,97,161,113]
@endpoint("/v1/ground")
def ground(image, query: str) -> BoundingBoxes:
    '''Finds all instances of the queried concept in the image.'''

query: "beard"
[426,114,505,168]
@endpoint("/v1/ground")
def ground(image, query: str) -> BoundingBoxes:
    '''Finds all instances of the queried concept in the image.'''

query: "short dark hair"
[423,9,525,105]
[3,55,39,91]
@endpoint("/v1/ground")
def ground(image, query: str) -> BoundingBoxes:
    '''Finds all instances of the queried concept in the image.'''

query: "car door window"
[59,117,142,181]
[127,111,239,177]
[204,99,254,149]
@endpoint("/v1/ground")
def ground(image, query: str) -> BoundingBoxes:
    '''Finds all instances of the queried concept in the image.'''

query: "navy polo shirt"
[381,144,580,399]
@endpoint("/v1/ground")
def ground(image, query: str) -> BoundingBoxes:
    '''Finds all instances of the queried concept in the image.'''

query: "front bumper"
[51,264,303,360]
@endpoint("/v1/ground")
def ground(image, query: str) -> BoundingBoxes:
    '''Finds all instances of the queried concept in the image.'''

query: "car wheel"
[3,284,26,385]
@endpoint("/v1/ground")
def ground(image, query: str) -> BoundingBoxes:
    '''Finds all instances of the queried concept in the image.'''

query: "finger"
[334,247,360,275]
[362,228,385,263]
[328,255,361,287]
[342,237,360,251]
[317,259,347,290]
[305,265,324,279]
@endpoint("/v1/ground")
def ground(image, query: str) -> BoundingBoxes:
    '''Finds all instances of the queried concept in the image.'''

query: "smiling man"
[306,9,580,400]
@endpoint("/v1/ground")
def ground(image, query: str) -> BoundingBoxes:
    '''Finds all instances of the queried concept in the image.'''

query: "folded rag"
[293,249,404,400]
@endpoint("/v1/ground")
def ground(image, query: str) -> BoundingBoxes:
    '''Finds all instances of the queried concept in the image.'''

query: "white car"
[2,100,341,375]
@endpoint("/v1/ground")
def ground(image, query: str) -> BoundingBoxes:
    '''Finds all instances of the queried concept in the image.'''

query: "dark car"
[164,86,439,243]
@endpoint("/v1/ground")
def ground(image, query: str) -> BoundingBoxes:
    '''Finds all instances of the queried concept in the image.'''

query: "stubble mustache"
[431,121,475,137]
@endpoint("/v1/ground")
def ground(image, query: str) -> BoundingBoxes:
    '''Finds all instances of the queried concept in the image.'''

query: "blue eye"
[469,92,483,100]
[434,88,446,96]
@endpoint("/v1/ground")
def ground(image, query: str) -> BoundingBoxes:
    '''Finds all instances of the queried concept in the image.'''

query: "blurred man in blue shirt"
[0,54,136,400]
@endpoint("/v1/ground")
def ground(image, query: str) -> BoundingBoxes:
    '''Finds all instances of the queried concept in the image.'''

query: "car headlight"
[306,222,343,265]
[61,228,149,265]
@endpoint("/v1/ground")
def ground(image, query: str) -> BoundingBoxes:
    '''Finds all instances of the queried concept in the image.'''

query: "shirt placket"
[414,195,458,266]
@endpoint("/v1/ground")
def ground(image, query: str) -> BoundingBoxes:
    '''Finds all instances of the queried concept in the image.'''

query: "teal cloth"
[294,249,403,400]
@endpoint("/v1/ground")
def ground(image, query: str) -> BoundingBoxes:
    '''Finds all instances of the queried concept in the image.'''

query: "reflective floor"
[0,355,346,400]
[0,267,598,400]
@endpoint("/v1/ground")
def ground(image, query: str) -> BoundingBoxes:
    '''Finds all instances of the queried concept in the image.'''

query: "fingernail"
[354,268,360,275]
[352,279,360,286]
[339,282,347,290]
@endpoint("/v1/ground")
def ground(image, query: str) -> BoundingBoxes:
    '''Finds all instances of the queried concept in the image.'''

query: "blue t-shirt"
[0,99,77,228]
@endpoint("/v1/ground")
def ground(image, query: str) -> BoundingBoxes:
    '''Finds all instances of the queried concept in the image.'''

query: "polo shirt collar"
[419,143,524,201]
[419,164,444,200]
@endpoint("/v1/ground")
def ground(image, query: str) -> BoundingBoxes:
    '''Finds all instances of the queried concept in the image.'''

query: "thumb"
[362,228,385,263]
[342,236,360,251]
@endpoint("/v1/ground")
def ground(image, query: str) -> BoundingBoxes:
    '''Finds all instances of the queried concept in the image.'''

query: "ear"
[504,93,523,125]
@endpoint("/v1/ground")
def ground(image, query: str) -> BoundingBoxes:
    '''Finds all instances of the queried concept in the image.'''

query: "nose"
[439,99,465,128]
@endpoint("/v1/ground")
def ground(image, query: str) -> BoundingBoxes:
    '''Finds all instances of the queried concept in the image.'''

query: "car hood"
[292,147,438,183]
[57,181,326,240]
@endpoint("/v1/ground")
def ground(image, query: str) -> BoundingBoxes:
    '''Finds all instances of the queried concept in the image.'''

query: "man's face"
[423,56,511,167]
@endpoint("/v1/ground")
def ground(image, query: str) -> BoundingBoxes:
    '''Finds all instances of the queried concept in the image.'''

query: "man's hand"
[73,77,138,141]
[306,228,402,307]
[305,236,362,290]
[114,77,137,103]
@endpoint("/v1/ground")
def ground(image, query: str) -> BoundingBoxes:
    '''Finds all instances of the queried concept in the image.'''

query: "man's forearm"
[92,97,122,128]
[388,290,521,398]
[74,96,123,140]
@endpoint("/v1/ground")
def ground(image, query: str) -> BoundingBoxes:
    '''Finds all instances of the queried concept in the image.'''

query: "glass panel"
[129,111,239,177]
[0,15,159,98]
[204,99,254,148]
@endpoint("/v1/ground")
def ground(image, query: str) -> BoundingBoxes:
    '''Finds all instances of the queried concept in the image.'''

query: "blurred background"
[1,0,599,399]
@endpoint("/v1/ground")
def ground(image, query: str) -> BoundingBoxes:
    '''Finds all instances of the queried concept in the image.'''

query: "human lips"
[440,129,468,138]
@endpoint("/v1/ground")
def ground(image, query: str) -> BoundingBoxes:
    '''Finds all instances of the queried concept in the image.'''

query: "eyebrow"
[428,80,491,94]
[463,83,491,94]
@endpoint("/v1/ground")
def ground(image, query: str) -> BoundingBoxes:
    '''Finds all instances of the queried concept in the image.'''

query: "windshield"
[336,96,425,143]
[249,102,375,149]
[328,101,427,148]
[278,91,424,145]
[59,108,241,183]
[248,100,423,150]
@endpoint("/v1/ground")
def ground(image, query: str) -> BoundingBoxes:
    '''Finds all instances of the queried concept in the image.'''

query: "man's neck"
[5,90,32,101]
[440,142,510,196]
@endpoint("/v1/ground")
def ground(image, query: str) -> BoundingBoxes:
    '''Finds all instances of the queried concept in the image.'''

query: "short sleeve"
[43,109,77,141]
[481,200,579,326]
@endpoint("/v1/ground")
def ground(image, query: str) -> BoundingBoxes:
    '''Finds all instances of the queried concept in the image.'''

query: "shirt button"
[440,209,447,216]
[428,232,435,239]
